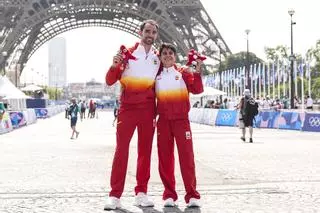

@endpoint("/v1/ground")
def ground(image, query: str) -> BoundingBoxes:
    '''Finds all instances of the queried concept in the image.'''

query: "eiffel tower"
[0,0,231,76]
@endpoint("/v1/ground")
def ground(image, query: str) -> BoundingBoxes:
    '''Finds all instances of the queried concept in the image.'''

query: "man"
[80,100,86,121]
[239,89,257,143]
[65,101,70,119]
[104,19,160,210]
[112,99,119,127]
[68,98,80,139]
[306,95,313,110]
[155,43,203,208]
[88,99,94,118]
[192,101,200,108]
[0,101,5,121]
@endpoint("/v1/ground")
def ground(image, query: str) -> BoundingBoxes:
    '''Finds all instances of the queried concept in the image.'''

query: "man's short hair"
[159,43,177,55]
[140,19,159,31]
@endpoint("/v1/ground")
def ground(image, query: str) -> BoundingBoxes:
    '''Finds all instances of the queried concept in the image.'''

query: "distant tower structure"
[48,37,66,88]
[0,0,231,77]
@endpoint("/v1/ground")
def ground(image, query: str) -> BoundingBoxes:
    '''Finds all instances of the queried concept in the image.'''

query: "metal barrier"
[189,108,320,132]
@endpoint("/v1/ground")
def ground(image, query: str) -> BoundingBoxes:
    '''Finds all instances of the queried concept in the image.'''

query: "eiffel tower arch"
[0,0,231,76]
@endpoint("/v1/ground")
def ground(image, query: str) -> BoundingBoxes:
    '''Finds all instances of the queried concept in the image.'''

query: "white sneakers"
[163,198,176,207]
[104,196,121,210]
[134,192,154,207]
[104,194,200,209]
[187,198,201,208]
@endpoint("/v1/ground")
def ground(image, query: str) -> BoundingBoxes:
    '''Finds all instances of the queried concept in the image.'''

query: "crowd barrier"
[0,105,65,135]
[9,111,27,128]
[23,109,37,125]
[0,112,13,134]
[189,108,320,133]
[34,105,65,118]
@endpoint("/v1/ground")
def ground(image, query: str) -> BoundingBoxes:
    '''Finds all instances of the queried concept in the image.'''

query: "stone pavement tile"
[0,111,320,212]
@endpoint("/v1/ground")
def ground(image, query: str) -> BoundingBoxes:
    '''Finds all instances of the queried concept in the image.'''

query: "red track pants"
[109,107,155,198]
[157,117,200,203]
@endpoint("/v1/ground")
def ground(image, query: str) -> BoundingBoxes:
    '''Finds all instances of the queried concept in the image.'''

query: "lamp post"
[288,9,296,109]
[1,51,8,75]
[218,50,223,103]
[15,63,20,87]
[245,29,250,89]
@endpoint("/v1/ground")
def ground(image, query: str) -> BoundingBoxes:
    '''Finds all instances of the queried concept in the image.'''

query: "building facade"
[48,37,67,88]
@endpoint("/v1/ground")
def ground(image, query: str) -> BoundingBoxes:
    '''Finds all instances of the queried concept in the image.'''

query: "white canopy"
[3,94,32,99]
[191,86,226,98]
[21,84,43,92]
[0,76,27,98]
[0,76,29,110]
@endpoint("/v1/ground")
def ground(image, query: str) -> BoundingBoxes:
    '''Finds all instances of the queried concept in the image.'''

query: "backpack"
[68,104,77,116]
[245,98,259,117]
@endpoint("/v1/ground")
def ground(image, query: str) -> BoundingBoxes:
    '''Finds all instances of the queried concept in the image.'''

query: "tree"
[265,45,303,62]
[43,86,62,100]
[305,40,320,98]
[306,40,320,78]
[215,51,263,72]
[311,77,320,98]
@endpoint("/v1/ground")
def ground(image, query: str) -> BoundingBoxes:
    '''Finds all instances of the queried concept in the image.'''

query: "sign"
[302,113,320,132]
[215,109,237,126]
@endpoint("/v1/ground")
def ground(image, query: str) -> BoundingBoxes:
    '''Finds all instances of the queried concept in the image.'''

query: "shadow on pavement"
[163,206,201,213]
[104,206,201,213]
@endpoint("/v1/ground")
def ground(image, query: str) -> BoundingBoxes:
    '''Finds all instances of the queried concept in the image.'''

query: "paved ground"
[0,110,320,213]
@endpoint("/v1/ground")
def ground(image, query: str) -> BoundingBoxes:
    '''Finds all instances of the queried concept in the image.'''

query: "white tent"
[21,84,43,92]
[0,76,29,110]
[191,86,226,98]
[3,93,32,99]
[0,76,27,98]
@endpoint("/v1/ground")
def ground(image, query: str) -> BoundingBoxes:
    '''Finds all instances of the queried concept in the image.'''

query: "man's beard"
[143,37,154,45]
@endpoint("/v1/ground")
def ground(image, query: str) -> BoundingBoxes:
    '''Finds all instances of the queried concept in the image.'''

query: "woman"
[155,43,203,208]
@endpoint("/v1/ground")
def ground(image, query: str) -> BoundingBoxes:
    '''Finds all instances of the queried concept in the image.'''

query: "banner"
[215,109,237,126]
[9,111,27,128]
[302,113,320,132]
[278,111,305,130]
[34,108,49,118]
[0,112,13,134]
[254,111,280,128]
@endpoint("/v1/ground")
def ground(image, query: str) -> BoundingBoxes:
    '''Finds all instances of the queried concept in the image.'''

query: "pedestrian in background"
[238,89,258,143]
[68,98,80,139]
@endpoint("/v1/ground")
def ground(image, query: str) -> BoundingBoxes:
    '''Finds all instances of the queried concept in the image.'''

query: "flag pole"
[301,59,305,111]
[277,60,280,98]
[308,61,311,97]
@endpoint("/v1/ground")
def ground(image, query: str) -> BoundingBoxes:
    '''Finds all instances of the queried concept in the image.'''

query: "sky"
[23,0,320,84]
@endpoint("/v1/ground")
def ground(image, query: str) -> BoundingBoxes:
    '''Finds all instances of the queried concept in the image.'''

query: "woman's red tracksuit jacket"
[105,43,160,198]
[155,65,203,203]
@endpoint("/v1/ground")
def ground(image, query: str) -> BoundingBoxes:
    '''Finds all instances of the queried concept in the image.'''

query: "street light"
[245,29,250,89]
[15,63,20,87]
[288,9,296,109]
[218,50,223,103]
[1,51,8,75]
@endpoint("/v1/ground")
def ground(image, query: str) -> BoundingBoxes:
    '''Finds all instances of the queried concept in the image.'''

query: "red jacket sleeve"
[105,43,139,86]
[105,64,124,86]
[181,69,204,94]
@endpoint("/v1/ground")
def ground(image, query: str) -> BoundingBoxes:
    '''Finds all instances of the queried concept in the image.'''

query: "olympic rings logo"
[221,113,232,121]
[308,116,320,127]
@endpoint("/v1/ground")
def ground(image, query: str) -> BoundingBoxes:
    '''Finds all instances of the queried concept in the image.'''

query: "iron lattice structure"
[0,0,231,75]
